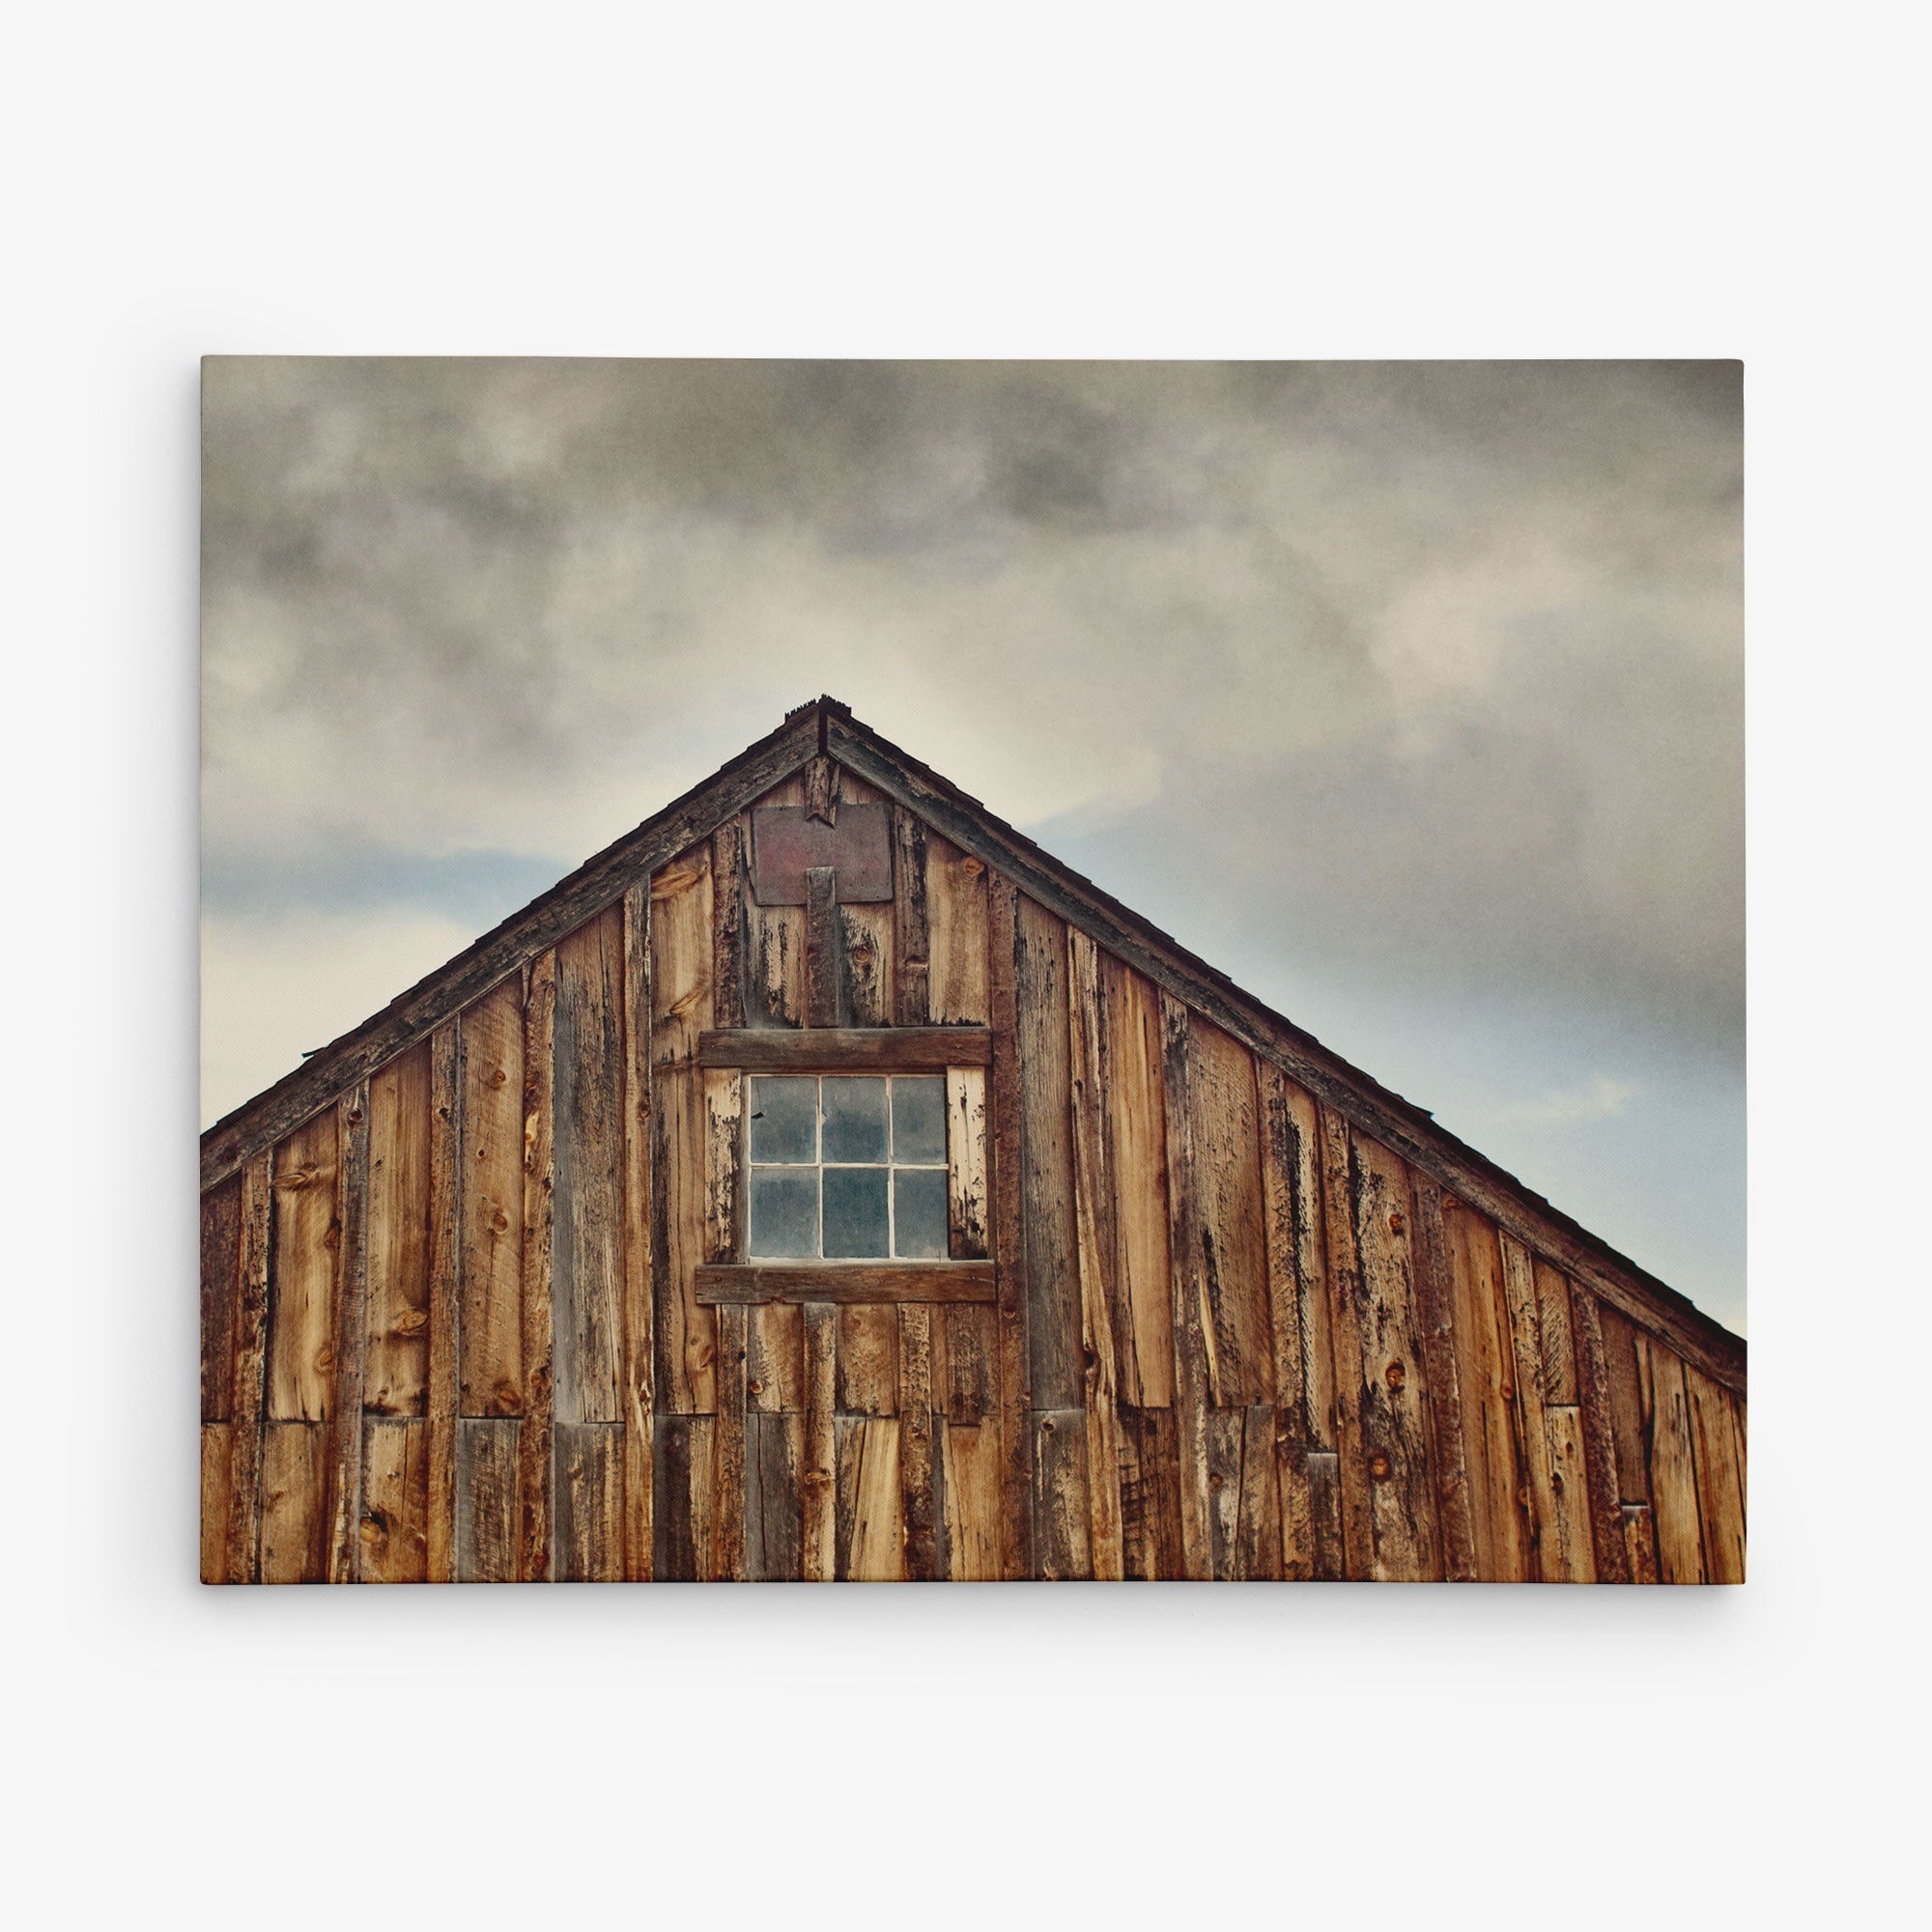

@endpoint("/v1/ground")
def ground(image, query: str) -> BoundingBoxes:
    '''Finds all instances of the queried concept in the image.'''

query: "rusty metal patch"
[751,803,894,904]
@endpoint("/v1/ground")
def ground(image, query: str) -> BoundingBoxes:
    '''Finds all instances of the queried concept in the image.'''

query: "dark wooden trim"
[696,1026,991,1071]
[199,712,820,1193]
[823,713,1747,1398]
[695,1263,997,1306]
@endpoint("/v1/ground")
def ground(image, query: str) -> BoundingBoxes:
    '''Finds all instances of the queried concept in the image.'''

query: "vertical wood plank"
[425,1024,460,1582]
[805,866,841,1027]
[1306,1450,1345,1581]
[651,845,717,1417]
[1101,956,1175,1407]
[1238,1406,1283,1580]
[459,975,526,1417]
[748,1411,805,1580]
[987,876,1035,1581]
[838,1416,906,1580]
[924,834,988,1024]
[714,1301,748,1582]
[455,1417,520,1583]
[556,1422,625,1582]
[517,953,556,1582]
[1346,1130,1441,1581]
[1596,1303,1651,1502]
[945,1066,989,1259]
[1118,1405,1182,1580]
[365,1044,432,1417]
[223,1152,272,1584]
[1441,1198,1531,1582]
[837,1306,898,1415]
[1407,1173,1478,1582]
[1258,1065,1313,1577]
[621,879,654,1578]
[1207,1408,1242,1579]
[1542,1406,1597,1583]
[802,1302,838,1581]
[323,1089,371,1584]
[1498,1234,1562,1581]
[200,1424,233,1583]
[747,1301,804,1413]
[261,1423,329,1584]
[892,803,931,1026]
[1315,1104,1374,1579]
[1159,990,1213,1580]
[360,1417,430,1583]
[840,900,895,1029]
[554,904,625,1428]
[1623,1502,1662,1584]
[711,815,749,1033]
[1570,1288,1634,1583]
[746,775,808,1030]
[268,1108,340,1421]
[1034,1408,1093,1580]
[1687,1367,1747,1582]
[651,1413,716,1582]
[200,1176,242,1423]
[1635,1336,1707,1584]
[1184,1020,1272,1408]
[941,1423,1001,1580]
[1535,1260,1579,1406]
[1066,927,1125,1581]
[1014,893,1081,1411]
[899,1305,938,1580]
[941,1305,997,1424]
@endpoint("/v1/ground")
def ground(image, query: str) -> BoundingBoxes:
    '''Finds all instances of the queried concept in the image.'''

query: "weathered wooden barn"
[200,697,1747,1584]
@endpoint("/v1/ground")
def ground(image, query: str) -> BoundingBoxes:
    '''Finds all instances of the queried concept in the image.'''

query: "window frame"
[744,1071,951,1264]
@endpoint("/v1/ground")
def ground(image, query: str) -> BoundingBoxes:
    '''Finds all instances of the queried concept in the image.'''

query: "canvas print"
[199,359,1745,1583]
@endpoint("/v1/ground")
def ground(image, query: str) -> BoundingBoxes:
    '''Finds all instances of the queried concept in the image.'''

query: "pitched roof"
[201,695,1745,1390]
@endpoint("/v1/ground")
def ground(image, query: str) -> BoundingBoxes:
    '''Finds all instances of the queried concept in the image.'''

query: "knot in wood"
[1387,1210,1405,1235]
[1368,1452,1392,1482]
[1384,1360,1406,1392]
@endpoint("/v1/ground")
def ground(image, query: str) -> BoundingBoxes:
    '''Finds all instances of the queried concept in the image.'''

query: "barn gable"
[199,696,1746,1585]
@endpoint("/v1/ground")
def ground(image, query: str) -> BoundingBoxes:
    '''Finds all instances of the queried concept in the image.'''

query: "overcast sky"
[201,358,1744,1333]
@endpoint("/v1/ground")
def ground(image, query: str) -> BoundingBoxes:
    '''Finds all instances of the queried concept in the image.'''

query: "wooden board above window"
[696,1026,991,1071]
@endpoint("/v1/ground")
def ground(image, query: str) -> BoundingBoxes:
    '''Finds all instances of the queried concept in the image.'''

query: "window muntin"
[747,1074,950,1260]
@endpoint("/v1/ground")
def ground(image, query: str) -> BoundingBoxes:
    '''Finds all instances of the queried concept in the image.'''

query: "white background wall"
[4,5,1924,1924]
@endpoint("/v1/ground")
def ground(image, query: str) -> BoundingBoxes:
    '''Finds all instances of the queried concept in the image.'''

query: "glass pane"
[821,1077,888,1163]
[822,1166,889,1258]
[894,1166,949,1259]
[748,1076,817,1163]
[749,1167,819,1258]
[892,1076,947,1164]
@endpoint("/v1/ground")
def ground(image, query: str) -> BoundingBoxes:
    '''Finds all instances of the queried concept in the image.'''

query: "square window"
[894,1166,949,1259]
[745,1072,958,1262]
[748,1076,817,1163]
[892,1076,947,1164]
[821,1076,888,1162]
[748,1166,818,1257]
[823,1166,890,1258]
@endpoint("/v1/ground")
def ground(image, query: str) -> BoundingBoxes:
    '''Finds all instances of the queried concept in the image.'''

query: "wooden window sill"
[694,1262,996,1305]
[696,1026,991,1071]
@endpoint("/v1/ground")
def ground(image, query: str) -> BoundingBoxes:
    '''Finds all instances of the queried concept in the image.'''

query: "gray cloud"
[201,358,1743,1317]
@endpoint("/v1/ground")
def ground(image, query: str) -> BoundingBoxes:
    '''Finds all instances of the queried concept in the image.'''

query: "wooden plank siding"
[202,742,1743,1585]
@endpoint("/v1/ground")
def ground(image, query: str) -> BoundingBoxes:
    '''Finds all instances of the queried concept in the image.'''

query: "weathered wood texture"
[651,844,716,1417]
[696,1027,989,1069]
[696,1264,997,1304]
[554,905,624,1427]
[425,1024,461,1580]
[203,753,1743,1584]
[516,955,556,1582]
[459,977,526,1417]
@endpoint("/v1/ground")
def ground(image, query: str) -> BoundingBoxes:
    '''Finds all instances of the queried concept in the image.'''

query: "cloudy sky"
[201,358,1744,1332]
